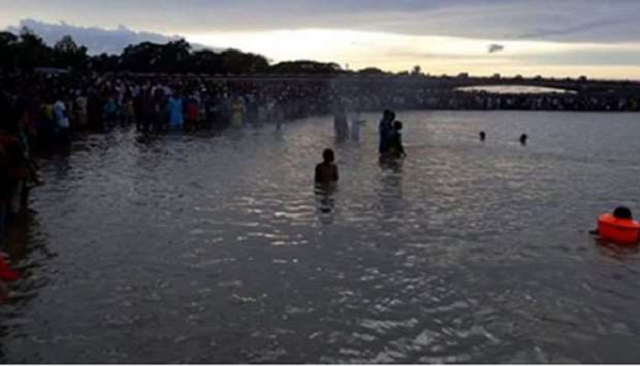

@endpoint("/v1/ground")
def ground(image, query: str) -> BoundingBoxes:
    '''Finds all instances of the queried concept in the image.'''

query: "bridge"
[330,75,640,96]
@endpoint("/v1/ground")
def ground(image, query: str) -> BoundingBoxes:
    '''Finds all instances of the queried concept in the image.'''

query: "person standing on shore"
[168,93,184,129]
[75,92,88,129]
[54,98,70,144]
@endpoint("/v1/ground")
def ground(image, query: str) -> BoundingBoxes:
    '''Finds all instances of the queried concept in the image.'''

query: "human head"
[383,109,395,121]
[394,121,403,131]
[613,206,633,220]
[323,149,335,163]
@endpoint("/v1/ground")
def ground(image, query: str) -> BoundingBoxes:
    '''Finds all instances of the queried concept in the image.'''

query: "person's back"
[388,121,406,158]
[315,149,339,184]
[379,110,395,154]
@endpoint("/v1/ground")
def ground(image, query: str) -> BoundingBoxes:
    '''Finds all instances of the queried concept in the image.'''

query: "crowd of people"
[0,73,341,265]
[2,71,639,291]
[332,82,640,112]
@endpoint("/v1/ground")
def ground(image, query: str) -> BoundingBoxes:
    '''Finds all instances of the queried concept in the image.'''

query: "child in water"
[388,121,406,158]
[315,149,339,184]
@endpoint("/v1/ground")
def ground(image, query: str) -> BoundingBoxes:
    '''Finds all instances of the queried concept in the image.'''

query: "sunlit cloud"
[2,0,640,79]
[186,28,640,78]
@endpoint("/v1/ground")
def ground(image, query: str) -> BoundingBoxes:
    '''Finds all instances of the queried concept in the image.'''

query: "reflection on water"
[315,183,338,225]
[1,111,640,363]
[458,85,576,95]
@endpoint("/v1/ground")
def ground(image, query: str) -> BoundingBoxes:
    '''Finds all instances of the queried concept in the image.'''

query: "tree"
[191,50,223,73]
[357,67,387,76]
[90,53,120,73]
[121,42,165,72]
[16,27,53,69]
[120,39,193,73]
[219,49,269,74]
[0,31,18,70]
[158,39,191,72]
[53,35,88,70]
[270,60,341,75]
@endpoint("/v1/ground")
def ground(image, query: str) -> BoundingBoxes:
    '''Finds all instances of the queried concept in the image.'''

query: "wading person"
[379,109,395,155]
[388,121,407,159]
[315,149,339,184]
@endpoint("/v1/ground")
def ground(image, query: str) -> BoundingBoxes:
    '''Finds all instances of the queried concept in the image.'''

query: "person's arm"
[315,165,321,184]
[333,165,339,182]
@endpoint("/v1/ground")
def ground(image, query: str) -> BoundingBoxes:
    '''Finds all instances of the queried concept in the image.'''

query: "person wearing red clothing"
[185,97,199,131]
[0,143,9,249]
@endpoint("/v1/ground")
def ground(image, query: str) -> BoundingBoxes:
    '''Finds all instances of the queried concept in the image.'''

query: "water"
[457,85,576,94]
[2,111,640,363]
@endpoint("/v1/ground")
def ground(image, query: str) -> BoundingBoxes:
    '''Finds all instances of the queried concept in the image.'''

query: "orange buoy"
[598,214,640,245]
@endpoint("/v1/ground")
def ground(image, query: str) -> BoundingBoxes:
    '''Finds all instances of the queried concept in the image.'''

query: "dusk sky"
[2,0,640,79]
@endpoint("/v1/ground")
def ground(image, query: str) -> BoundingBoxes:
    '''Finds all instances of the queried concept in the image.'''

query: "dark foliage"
[0,28,348,75]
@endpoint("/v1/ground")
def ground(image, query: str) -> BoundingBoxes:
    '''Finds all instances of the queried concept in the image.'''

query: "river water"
[2,111,640,363]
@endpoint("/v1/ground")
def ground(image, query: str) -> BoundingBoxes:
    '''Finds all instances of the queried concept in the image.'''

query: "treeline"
[0,28,393,76]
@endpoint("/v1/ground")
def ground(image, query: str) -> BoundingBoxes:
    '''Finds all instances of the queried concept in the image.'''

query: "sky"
[2,0,640,79]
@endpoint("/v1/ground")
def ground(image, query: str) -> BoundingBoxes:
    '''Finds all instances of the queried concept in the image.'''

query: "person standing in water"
[480,131,486,142]
[388,121,407,158]
[315,149,339,184]
[351,110,366,142]
[520,134,528,145]
[379,109,395,155]
[334,101,350,141]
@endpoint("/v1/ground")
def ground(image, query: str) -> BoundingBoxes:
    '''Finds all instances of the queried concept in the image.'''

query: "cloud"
[513,16,635,41]
[488,44,505,54]
[2,0,640,43]
[6,19,216,55]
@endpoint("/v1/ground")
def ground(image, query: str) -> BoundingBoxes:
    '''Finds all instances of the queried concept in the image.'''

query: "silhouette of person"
[315,149,339,184]
[520,134,528,145]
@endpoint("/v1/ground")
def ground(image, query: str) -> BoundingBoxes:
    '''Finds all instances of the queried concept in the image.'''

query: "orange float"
[598,214,640,245]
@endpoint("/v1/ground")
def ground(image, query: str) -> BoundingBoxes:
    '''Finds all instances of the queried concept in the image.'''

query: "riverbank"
[1,111,639,363]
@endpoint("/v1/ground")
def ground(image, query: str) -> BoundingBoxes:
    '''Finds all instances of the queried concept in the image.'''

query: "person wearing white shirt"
[54,100,70,143]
